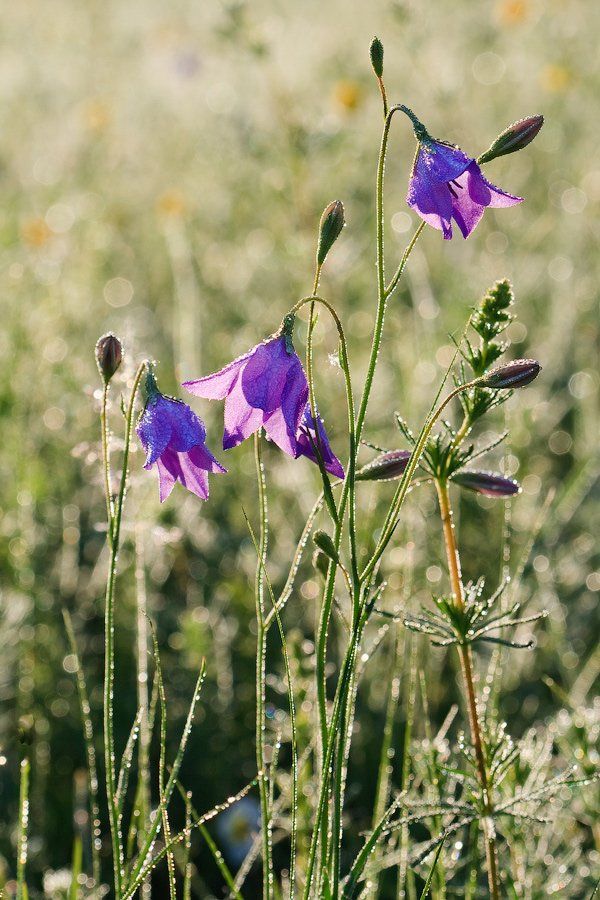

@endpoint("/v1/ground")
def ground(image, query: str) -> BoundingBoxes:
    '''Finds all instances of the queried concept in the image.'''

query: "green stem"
[101,381,115,543]
[254,432,273,899]
[16,756,30,900]
[102,360,146,898]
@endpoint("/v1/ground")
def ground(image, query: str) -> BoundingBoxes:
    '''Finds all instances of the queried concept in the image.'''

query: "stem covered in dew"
[254,432,273,899]
[101,360,147,899]
[435,479,501,899]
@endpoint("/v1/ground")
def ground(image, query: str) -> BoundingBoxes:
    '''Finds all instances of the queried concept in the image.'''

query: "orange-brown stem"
[436,479,500,900]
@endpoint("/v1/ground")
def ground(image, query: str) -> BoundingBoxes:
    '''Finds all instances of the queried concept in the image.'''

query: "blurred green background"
[0,0,598,895]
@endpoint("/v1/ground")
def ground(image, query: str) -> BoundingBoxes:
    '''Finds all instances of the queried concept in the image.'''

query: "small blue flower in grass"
[403,108,522,240]
[136,369,226,502]
[216,796,261,867]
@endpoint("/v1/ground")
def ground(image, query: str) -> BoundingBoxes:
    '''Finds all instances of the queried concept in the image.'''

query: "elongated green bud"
[478,115,544,165]
[370,37,384,78]
[313,530,339,564]
[317,200,345,267]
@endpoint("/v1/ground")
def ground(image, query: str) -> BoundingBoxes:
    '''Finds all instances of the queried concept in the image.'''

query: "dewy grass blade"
[16,756,30,900]
[342,791,405,897]
[125,657,207,894]
[115,708,142,819]
[62,610,101,887]
[418,834,447,899]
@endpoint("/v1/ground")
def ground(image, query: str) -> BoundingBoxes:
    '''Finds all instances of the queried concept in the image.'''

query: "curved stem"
[384,221,425,300]
[102,360,146,898]
[254,432,273,899]
[435,479,500,899]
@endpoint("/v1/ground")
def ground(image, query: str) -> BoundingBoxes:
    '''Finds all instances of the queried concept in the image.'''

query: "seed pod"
[478,115,544,165]
[316,200,345,267]
[452,470,521,498]
[95,333,123,384]
[370,37,384,78]
[482,359,541,389]
[356,450,411,482]
[313,530,339,564]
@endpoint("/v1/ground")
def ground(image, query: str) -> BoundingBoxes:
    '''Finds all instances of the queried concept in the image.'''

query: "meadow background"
[0,0,598,896]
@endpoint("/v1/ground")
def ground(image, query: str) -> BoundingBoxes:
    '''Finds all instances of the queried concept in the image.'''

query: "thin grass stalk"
[134,526,151,896]
[396,633,417,899]
[16,756,30,900]
[62,610,101,887]
[101,360,146,897]
[435,479,500,899]
[253,432,273,898]
[183,792,193,900]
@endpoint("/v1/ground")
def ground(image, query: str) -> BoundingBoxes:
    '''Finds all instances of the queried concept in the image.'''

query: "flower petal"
[414,141,472,184]
[297,406,344,478]
[137,395,173,467]
[183,349,252,400]
[158,394,206,452]
[187,443,228,475]
[155,454,177,502]
[407,171,454,239]
[222,371,266,449]
[240,336,291,413]
[263,357,308,457]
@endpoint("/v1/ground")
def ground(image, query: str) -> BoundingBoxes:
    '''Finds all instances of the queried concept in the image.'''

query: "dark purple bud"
[356,450,411,482]
[317,200,345,267]
[370,37,384,78]
[478,115,544,165]
[452,470,521,498]
[95,333,123,384]
[482,359,541,389]
[313,530,339,564]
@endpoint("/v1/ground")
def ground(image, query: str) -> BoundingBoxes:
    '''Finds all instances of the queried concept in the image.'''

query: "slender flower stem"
[101,382,115,543]
[16,756,30,900]
[254,432,273,899]
[435,479,501,900]
[101,360,146,899]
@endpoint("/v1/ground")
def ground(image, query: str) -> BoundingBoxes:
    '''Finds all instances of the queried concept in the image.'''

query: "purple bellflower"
[296,405,344,479]
[403,108,522,240]
[183,318,308,457]
[137,370,226,502]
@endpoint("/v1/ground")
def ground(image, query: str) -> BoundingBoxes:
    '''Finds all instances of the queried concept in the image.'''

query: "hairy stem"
[102,361,146,898]
[435,479,500,899]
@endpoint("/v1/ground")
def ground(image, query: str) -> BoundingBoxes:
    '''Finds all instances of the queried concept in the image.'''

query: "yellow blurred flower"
[84,100,110,132]
[540,64,571,92]
[498,0,529,25]
[156,190,186,218]
[332,80,362,113]
[21,217,52,247]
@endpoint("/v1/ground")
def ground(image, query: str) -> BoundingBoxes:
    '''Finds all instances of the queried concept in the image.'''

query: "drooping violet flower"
[136,370,226,502]
[183,316,309,458]
[296,405,344,479]
[402,107,522,240]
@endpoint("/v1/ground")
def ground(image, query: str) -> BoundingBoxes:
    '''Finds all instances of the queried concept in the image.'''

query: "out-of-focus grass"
[0,0,598,893]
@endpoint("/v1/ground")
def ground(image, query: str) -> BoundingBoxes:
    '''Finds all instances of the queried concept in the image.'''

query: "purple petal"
[156,447,210,501]
[407,171,454,239]
[450,162,522,238]
[156,454,177,502]
[222,371,266,450]
[158,394,206,451]
[240,337,291,413]
[137,395,173,467]
[263,357,308,457]
[187,444,228,475]
[183,349,252,400]
[413,141,472,184]
[297,406,344,478]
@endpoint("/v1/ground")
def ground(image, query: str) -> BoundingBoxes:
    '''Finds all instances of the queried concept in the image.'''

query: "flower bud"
[313,530,339,564]
[482,359,541,389]
[478,115,544,165]
[452,470,520,498]
[356,450,411,482]
[317,200,345,267]
[313,549,330,579]
[370,37,384,78]
[95,333,123,384]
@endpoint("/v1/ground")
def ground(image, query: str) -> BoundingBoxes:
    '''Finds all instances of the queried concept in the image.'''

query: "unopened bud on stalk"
[313,549,329,579]
[313,530,339,564]
[317,201,345,267]
[482,358,541,389]
[452,470,521,498]
[478,115,544,165]
[356,450,411,482]
[370,37,384,78]
[95,333,123,384]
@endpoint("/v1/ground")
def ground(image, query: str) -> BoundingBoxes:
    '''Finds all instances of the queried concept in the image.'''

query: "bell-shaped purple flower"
[183,323,309,458]
[404,110,522,240]
[137,374,226,502]
[296,405,344,479]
